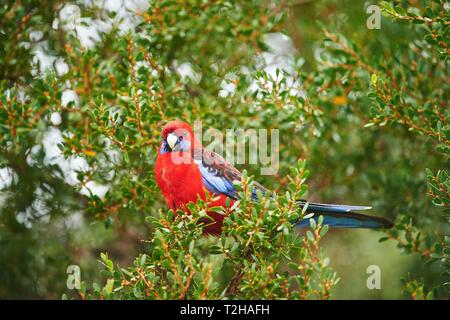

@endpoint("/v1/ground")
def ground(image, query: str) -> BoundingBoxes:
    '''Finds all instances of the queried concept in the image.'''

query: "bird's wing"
[192,149,393,229]
[193,148,270,200]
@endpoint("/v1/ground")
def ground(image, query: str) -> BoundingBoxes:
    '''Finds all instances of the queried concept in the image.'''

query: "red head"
[159,120,201,154]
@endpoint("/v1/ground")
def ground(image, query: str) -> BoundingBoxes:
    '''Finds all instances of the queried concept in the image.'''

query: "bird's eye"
[178,136,183,141]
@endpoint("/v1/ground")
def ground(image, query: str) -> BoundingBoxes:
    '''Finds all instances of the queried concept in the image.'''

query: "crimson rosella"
[154,120,394,234]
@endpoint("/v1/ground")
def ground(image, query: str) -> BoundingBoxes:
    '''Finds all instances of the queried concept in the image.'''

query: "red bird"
[154,120,393,234]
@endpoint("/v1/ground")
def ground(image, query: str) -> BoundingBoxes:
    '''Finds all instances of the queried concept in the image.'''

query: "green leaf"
[370,73,378,85]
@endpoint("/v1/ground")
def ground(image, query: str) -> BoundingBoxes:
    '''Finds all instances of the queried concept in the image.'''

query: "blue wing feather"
[194,149,269,200]
[195,158,237,199]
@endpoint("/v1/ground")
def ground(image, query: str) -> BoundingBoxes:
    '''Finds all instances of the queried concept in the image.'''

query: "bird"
[154,120,394,235]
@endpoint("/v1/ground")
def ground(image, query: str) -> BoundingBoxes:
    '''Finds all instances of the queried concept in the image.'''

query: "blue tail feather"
[295,201,393,229]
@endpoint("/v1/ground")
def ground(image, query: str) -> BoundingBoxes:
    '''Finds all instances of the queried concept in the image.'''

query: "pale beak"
[166,132,178,150]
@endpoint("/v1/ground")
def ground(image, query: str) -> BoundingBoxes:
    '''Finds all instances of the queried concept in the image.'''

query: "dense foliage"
[0,0,448,299]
